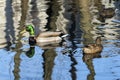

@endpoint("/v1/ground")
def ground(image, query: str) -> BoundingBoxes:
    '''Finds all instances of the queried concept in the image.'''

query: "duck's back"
[83,44,103,54]
[36,37,62,43]
[38,31,62,37]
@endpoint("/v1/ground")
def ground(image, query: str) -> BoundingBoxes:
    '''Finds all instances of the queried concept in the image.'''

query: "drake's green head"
[26,25,35,36]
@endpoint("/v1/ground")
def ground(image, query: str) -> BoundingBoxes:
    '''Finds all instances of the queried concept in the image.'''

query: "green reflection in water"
[25,46,35,58]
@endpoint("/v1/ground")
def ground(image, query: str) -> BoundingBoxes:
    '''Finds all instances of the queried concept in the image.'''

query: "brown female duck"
[83,37,103,54]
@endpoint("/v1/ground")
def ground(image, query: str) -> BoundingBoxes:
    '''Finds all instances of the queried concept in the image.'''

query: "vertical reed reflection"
[46,0,53,30]
[54,0,82,41]
[55,0,74,34]
[5,0,15,48]
[42,49,56,80]
[46,0,61,31]
[13,49,22,80]
[13,0,29,79]
[20,0,29,26]
[78,0,94,44]
[70,0,82,42]
[94,0,103,12]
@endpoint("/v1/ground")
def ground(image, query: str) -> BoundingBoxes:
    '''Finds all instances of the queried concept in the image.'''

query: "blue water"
[0,40,120,80]
[0,0,120,80]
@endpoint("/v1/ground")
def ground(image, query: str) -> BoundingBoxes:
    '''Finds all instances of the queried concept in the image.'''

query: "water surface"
[0,0,120,80]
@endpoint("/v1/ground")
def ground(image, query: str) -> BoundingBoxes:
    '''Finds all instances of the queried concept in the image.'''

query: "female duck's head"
[26,25,35,36]
[95,36,102,44]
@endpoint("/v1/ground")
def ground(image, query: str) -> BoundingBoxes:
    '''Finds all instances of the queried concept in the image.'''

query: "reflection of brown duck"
[83,37,103,54]
[83,53,101,62]
[82,53,101,80]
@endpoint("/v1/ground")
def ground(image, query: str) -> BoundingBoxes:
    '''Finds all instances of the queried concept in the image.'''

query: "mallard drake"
[83,37,103,54]
[23,25,68,46]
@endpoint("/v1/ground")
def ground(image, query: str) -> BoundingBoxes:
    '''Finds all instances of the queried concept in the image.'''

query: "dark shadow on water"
[5,0,15,49]
[66,1,83,79]
[68,2,81,79]
[82,53,101,80]
[60,0,83,79]
[69,51,77,80]
[46,0,52,30]
[62,37,80,80]
[45,0,62,31]
[61,39,78,80]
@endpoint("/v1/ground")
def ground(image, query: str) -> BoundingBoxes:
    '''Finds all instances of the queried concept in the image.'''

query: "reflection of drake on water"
[20,46,44,80]
[25,46,35,58]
